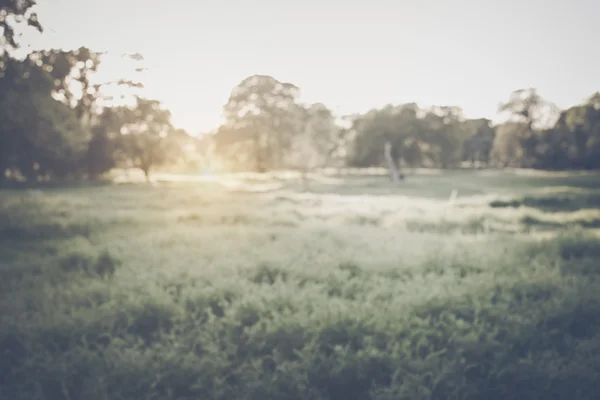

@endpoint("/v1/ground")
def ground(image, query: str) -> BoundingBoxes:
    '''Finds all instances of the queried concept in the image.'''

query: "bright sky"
[21,0,599,134]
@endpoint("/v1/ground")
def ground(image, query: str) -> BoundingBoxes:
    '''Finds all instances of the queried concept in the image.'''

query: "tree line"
[1,1,599,184]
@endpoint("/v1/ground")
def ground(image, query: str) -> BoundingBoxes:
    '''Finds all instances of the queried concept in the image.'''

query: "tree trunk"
[384,142,402,182]
[142,167,151,182]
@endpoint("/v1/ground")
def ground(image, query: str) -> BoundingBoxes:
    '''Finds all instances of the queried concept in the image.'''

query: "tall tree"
[218,75,303,172]
[497,88,559,167]
[0,57,87,182]
[117,97,174,181]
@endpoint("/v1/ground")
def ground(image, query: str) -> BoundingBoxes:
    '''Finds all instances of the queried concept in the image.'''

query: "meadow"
[2,169,600,400]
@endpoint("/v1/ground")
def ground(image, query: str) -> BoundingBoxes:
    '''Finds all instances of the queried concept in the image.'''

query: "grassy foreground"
[2,169,600,400]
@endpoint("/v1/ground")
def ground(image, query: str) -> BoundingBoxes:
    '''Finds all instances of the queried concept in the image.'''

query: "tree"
[217,75,303,172]
[587,92,600,110]
[303,103,343,167]
[420,106,466,168]
[348,103,426,177]
[0,46,147,181]
[286,103,344,187]
[164,128,202,172]
[85,106,132,179]
[545,94,600,169]
[0,0,42,57]
[497,88,559,168]
[490,121,529,168]
[499,88,559,130]
[117,97,174,181]
[29,48,146,180]
[461,119,495,166]
[0,55,88,183]
[29,48,145,126]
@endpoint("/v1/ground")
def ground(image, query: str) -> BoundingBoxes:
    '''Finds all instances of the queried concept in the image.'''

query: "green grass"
[2,169,600,399]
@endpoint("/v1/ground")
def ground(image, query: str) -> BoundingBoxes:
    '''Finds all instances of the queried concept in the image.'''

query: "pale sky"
[21,0,599,134]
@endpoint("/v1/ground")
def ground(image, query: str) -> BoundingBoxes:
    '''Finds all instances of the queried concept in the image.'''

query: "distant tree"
[532,126,573,170]
[545,94,600,169]
[490,121,529,168]
[499,88,559,130]
[165,128,201,172]
[85,106,132,179]
[348,102,476,175]
[86,127,116,180]
[212,124,255,172]
[421,106,466,168]
[217,75,303,172]
[349,103,423,176]
[461,118,495,166]
[287,103,344,186]
[587,92,600,109]
[496,88,559,167]
[117,97,174,181]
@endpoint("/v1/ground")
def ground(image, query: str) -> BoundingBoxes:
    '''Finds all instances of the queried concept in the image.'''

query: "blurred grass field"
[2,168,600,400]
